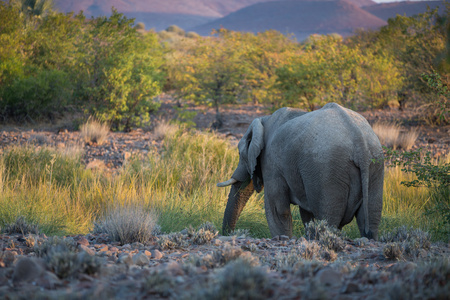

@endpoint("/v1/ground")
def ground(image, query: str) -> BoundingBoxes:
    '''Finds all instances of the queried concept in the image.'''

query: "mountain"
[191,0,387,40]
[363,1,446,21]
[53,0,285,31]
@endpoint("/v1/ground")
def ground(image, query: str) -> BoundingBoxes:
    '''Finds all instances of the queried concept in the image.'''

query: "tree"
[75,9,165,130]
[166,29,300,127]
[275,34,402,110]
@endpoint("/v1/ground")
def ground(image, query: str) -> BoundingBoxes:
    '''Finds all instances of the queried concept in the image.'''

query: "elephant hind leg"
[264,180,293,237]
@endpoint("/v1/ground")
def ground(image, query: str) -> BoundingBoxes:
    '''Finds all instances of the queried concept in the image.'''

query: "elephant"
[217,102,384,240]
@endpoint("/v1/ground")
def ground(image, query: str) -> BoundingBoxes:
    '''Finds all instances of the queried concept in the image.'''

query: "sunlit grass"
[0,126,447,241]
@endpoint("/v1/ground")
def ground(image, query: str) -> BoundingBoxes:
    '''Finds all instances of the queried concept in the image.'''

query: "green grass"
[0,128,447,241]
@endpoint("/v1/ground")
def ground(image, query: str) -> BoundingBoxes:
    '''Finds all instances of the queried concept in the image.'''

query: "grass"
[80,117,110,145]
[372,122,419,150]
[0,125,447,241]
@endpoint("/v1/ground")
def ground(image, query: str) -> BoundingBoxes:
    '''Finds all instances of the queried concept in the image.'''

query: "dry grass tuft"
[372,122,400,149]
[93,203,158,245]
[153,120,178,140]
[398,128,419,150]
[372,122,419,150]
[80,117,109,145]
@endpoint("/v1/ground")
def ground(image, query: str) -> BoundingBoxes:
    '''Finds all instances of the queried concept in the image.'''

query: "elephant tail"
[361,164,371,238]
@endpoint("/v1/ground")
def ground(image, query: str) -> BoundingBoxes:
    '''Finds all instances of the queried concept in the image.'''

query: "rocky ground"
[0,227,449,299]
[0,100,449,299]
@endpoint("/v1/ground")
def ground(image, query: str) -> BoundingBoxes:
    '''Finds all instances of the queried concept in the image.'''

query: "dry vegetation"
[372,122,419,150]
[80,118,110,146]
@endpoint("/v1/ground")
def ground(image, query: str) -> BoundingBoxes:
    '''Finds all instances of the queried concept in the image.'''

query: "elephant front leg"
[264,185,293,237]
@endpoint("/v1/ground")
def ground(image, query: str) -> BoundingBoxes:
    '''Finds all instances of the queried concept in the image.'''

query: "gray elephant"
[217,103,384,240]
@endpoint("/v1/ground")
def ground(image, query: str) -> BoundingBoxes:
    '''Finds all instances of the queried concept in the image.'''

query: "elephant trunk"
[222,181,255,235]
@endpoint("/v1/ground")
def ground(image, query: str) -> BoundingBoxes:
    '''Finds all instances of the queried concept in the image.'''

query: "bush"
[35,236,102,279]
[381,226,431,257]
[165,25,185,36]
[385,149,449,238]
[75,10,165,130]
[189,259,271,300]
[157,232,189,250]
[304,220,345,252]
[0,68,72,121]
[190,243,259,269]
[93,204,158,245]
[383,242,404,260]
[2,215,40,234]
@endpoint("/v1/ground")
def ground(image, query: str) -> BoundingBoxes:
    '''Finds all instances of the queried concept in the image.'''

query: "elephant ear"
[246,118,264,192]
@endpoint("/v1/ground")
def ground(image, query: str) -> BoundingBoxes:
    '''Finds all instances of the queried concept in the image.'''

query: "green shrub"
[0,68,72,121]
[75,10,165,130]
[165,25,185,36]
[385,149,449,240]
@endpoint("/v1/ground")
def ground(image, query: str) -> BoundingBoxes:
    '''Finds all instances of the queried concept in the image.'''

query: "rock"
[315,268,342,287]
[133,252,150,267]
[12,257,45,284]
[144,250,152,257]
[218,236,234,242]
[151,250,163,260]
[3,251,18,266]
[0,268,11,286]
[76,237,90,247]
[354,237,369,246]
[118,253,134,265]
[35,271,61,289]
[165,261,184,276]
[279,235,290,241]
[341,282,361,294]
[98,246,109,252]
[78,244,95,256]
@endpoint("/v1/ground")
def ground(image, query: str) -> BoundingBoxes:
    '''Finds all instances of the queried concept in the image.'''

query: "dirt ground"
[0,99,449,299]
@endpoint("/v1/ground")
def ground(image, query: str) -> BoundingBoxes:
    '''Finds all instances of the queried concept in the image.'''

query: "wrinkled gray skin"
[218,103,384,240]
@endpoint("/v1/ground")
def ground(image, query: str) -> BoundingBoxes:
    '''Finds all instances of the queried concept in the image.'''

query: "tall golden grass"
[0,126,446,240]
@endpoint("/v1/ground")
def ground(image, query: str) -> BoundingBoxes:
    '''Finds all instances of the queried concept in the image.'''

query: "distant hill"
[191,0,387,40]
[44,0,449,37]
[53,0,285,31]
[363,1,446,21]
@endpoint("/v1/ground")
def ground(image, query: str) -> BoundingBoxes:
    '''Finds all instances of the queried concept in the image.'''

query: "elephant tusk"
[217,178,238,187]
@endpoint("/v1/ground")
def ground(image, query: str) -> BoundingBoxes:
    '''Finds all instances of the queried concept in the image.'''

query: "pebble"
[118,253,134,265]
[315,268,342,287]
[79,245,95,256]
[151,250,163,260]
[12,257,45,284]
[133,252,150,266]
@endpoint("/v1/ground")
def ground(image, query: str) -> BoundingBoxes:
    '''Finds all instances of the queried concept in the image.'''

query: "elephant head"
[217,118,264,235]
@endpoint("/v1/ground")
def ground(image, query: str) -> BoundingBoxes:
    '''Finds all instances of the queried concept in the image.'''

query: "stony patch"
[0,232,448,299]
